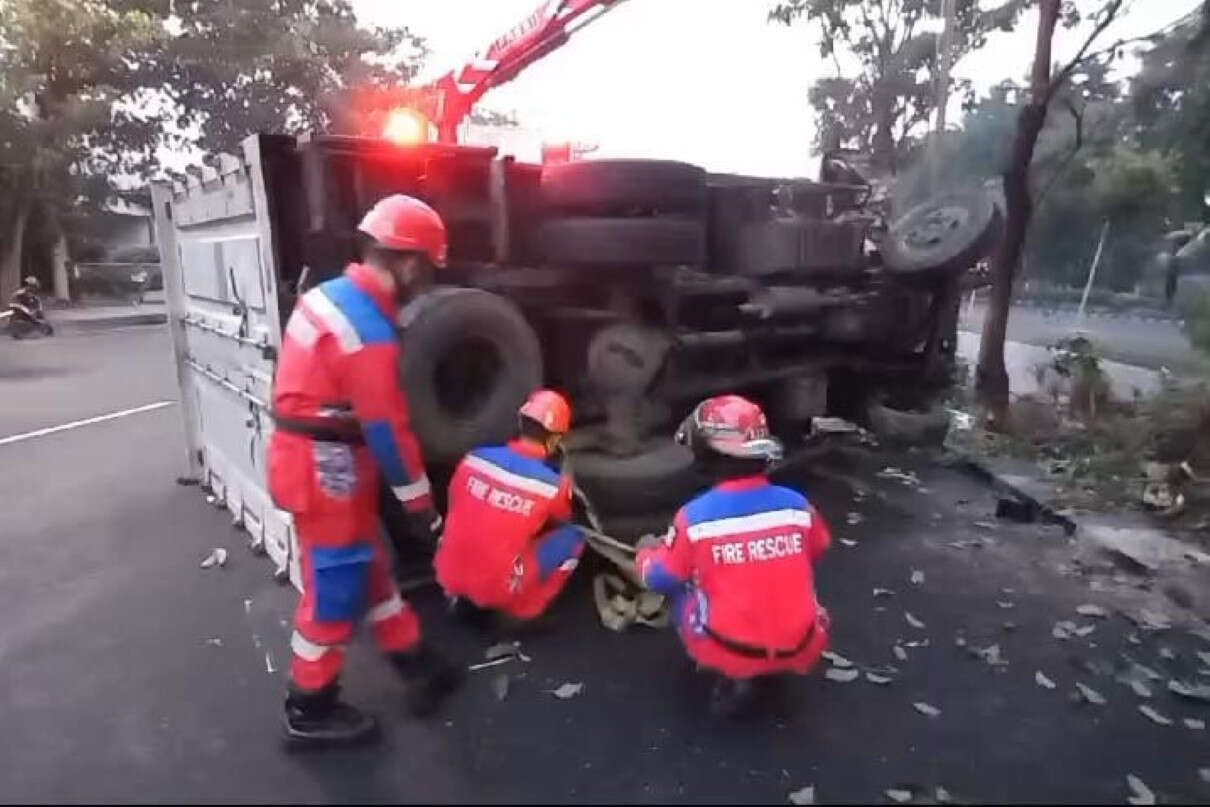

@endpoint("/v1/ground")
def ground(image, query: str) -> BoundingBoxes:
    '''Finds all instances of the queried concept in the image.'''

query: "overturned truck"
[153,134,997,586]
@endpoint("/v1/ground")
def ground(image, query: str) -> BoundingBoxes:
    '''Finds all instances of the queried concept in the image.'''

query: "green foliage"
[769,0,1032,173]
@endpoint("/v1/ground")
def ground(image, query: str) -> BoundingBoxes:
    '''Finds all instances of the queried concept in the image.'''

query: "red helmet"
[675,395,783,462]
[358,194,448,268]
[519,389,572,435]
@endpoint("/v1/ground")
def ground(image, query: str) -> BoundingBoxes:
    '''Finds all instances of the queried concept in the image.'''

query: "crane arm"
[427,0,628,142]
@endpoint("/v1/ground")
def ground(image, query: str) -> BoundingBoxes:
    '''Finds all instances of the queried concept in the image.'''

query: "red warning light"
[383,108,430,145]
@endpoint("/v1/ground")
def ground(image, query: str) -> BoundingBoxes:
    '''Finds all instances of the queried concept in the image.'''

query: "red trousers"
[288,506,421,693]
[675,591,829,680]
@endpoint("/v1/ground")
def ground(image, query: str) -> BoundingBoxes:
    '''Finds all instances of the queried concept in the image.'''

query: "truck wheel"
[882,192,1000,276]
[568,438,706,517]
[537,217,706,266]
[400,288,542,463]
[541,159,706,215]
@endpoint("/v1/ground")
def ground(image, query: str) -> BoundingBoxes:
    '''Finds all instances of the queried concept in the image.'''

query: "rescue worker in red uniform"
[268,194,461,750]
[435,390,586,623]
[636,395,832,716]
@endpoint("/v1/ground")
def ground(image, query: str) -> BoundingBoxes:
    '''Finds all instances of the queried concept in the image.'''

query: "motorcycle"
[4,300,54,339]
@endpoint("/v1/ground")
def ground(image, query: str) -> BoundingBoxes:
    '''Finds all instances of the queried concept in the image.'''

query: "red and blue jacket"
[268,263,431,518]
[637,475,830,654]
[435,439,579,606]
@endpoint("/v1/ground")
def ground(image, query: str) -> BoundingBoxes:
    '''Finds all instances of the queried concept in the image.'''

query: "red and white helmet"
[358,194,448,268]
[675,395,783,462]
[519,389,572,435]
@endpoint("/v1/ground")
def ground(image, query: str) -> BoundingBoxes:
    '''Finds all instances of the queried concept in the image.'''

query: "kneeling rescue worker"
[268,194,461,750]
[636,395,832,716]
[435,389,586,622]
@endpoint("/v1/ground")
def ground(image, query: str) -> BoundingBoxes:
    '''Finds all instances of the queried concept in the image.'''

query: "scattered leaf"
[905,612,926,629]
[485,642,519,661]
[467,657,514,672]
[822,651,853,668]
[1130,681,1153,698]
[904,639,930,649]
[1077,604,1109,618]
[1159,646,1177,660]
[1168,679,1210,703]
[997,601,1015,610]
[1196,651,1210,668]
[840,539,858,548]
[1135,609,1172,631]
[1139,704,1173,725]
[893,645,908,662]
[1003,622,1018,632]
[954,636,966,648]
[1074,624,1097,638]
[935,786,952,803]
[1036,671,1057,689]
[1126,774,1156,806]
[788,785,815,805]
[846,512,864,526]
[825,667,860,683]
[1201,768,1210,784]
[885,789,913,803]
[910,570,925,585]
[200,547,228,569]
[913,701,941,718]
[491,673,510,701]
[865,672,893,685]
[973,521,997,530]
[549,682,583,699]
[972,644,1007,666]
[205,637,223,647]
[1184,718,1205,730]
[1053,621,1077,640]
[1076,682,1107,705]
[873,588,896,598]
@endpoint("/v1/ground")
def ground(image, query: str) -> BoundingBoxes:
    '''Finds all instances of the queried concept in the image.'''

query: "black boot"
[282,681,380,751]
[709,675,758,719]
[390,644,464,717]
[448,596,497,632]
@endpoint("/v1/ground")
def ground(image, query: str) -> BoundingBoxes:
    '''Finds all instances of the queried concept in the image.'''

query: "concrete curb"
[54,312,167,333]
[948,454,1078,536]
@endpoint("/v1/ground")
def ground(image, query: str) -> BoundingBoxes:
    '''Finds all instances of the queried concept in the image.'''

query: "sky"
[351,0,1203,178]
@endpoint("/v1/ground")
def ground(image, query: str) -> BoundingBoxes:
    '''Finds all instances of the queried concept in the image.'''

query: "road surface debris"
[913,702,941,718]
[200,547,228,569]
[910,570,924,585]
[787,785,815,805]
[1035,671,1057,689]
[905,612,926,629]
[1185,718,1206,730]
[893,644,908,662]
[1168,679,1210,702]
[1138,704,1173,725]
[550,682,584,699]
[865,672,893,685]
[1076,604,1109,618]
[885,788,913,803]
[491,673,510,702]
[1129,681,1153,698]
[825,668,860,683]
[822,651,853,668]
[1075,682,1107,705]
[1126,774,1156,806]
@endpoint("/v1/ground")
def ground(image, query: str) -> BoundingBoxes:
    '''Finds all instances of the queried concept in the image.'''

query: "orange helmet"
[519,389,572,434]
[357,194,448,268]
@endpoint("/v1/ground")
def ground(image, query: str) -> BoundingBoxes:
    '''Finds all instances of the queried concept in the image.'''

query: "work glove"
[406,508,444,550]
[635,533,663,553]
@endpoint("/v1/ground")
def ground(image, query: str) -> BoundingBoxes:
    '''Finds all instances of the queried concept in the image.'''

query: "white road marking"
[0,400,176,447]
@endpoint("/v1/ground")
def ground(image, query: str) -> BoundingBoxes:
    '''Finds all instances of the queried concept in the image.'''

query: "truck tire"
[537,217,706,267]
[399,288,542,463]
[882,192,999,276]
[541,159,706,215]
[568,438,706,517]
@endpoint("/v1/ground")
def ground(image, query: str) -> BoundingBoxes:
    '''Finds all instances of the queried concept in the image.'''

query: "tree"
[976,0,1128,417]
[0,0,164,299]
[768,0,1033,174]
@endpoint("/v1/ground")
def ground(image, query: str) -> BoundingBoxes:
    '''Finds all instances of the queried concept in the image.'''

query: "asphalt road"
[3,327,1210,804]
[960,303,1203,375]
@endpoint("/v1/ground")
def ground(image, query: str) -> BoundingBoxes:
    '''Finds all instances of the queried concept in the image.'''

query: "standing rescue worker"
[268,194,460,749]
[636,395,832,716]
[435,390,586,623]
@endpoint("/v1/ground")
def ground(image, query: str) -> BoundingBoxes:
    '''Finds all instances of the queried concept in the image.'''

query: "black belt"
[703,621,816,660]
[271,411,365,444]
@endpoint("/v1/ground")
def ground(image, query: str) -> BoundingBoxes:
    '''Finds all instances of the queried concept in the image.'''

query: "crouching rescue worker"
[435,390,586,623]
[268,194,461,750]
[636,395,832,716]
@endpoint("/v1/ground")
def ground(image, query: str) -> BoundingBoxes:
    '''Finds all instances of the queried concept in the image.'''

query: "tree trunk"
[52,232,70,301]
[975,0,1061,422]
[0,202,30,301]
